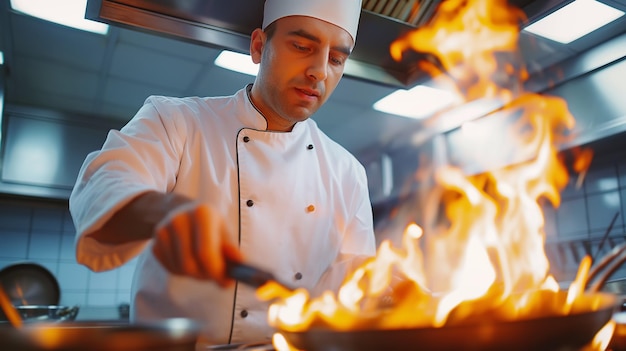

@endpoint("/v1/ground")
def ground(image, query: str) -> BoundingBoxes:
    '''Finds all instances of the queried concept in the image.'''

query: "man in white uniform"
[70,0,376,345]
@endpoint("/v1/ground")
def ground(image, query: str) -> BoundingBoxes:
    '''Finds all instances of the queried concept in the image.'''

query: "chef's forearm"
[87,190,192,245]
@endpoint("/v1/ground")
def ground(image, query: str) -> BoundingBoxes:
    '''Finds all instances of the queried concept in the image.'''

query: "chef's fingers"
[194,204,233,285]
[153,222,178,274]
[222,240,243,264]
[216,229,245,286]
[153,203,238,284]
[153,207,204,279]
[153,203,185,274]
[170,209,204,278]
[206,206,235,287]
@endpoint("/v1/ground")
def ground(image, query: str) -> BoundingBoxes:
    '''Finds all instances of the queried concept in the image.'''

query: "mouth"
[295,87,321,99]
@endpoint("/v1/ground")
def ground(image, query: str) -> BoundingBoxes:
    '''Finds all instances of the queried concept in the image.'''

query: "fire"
[263,0,611,349]
[583,320,617,351]
[389,0,527,104]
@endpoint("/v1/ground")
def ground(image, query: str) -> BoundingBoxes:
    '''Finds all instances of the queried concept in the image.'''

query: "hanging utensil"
[586,244,626,292]
[593,211,621,261]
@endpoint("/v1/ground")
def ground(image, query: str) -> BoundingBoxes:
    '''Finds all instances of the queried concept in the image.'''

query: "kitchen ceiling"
[1,0,625,162]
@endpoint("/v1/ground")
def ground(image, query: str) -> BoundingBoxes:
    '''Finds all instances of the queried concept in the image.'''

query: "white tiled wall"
[0,198,136,309]
[544,151,626,282]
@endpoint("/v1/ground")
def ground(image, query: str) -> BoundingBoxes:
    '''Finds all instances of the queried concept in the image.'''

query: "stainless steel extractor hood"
[85,0,552,89]
[83,0,626,157]
[84,0,424,88]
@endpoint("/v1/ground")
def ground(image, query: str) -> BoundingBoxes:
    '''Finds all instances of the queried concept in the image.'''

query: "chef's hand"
[152,202,243,286]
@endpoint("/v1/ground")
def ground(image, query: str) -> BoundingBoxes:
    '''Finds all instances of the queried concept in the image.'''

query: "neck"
[247,84,295,132]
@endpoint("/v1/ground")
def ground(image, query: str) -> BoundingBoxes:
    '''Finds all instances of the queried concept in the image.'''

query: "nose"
[305,49,329,82]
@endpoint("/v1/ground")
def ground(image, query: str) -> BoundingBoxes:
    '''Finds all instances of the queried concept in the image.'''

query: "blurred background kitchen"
[0,0,626,321]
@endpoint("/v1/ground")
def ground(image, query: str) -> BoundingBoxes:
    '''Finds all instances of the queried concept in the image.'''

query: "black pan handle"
[225,259,284,289]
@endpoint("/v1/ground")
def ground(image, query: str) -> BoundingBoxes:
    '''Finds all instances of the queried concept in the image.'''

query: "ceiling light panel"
[523,0,624,44]
[373,85,459,120]
[10,0,109,35]
[214,51,259,76]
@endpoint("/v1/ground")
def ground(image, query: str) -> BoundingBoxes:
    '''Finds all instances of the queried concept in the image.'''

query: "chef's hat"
[262,0,363,41]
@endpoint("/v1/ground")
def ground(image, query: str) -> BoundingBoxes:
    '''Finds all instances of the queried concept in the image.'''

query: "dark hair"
[263,21,277,40]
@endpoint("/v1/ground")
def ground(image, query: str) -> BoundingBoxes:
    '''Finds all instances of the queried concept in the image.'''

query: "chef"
[69,0,376,345]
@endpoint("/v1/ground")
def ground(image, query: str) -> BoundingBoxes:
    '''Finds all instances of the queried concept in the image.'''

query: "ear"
[250,28,265,64]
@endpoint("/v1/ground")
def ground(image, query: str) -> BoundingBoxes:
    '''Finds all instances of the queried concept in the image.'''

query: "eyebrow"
[287,29,352,56]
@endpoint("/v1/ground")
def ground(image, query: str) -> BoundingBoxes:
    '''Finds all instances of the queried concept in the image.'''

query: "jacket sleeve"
[311,160,377,295]
[69,96,186,272]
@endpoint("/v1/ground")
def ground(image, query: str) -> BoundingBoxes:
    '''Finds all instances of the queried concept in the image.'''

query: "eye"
[293,42,309,51]
[330,55,346,66]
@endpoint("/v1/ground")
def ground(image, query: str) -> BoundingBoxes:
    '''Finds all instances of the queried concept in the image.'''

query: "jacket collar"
[242,84,309,133]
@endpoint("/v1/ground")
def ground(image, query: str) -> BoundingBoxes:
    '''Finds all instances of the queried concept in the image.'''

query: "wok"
[0,262,60,306]
[278,291,617,351]
[0,318,199,351]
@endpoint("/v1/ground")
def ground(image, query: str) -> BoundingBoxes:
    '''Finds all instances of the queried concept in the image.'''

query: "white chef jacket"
[69,85,376,344]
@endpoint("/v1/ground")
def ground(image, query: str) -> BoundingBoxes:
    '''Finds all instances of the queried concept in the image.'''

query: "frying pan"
[278,291,617,351]
[0,318,199,351]
[226,261,618,351]
[0,262,60,306]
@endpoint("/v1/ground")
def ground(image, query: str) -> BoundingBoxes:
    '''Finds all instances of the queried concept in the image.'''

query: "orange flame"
[264,0,611,349]
[582,321,616,351]
[390,0,527,103]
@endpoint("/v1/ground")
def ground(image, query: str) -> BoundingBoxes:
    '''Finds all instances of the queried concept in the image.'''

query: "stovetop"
[202,342,275,351]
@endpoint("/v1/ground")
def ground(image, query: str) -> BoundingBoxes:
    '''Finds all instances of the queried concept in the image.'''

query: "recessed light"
[524,0,624,44]
[214,51,259,76]
[373,85,459,119]
[10,0,109,35]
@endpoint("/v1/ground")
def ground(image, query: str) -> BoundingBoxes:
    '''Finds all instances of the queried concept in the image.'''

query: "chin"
[289,108,316,121]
